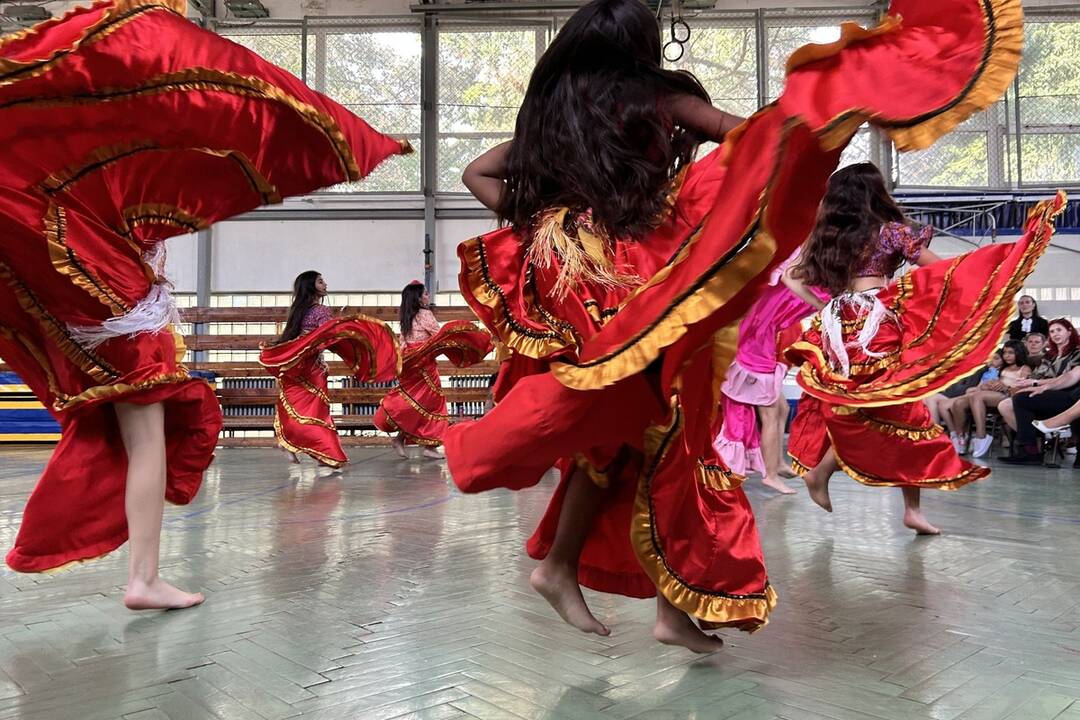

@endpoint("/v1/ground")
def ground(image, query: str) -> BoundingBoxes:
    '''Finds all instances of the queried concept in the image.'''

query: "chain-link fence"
[204,9,1080,194]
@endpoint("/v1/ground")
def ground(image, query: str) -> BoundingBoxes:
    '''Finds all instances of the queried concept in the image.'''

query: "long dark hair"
[279,270,322,343]
[1014,294,1043,321]
[399,283,426,339]
[1047,318,1080,360]
[497,0,711,239]
[794,163,906,295]
[1001,339,1028,369]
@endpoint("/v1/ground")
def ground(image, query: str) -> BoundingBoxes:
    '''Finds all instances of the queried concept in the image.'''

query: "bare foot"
[802,467,833,512]
[903,508,940,536]
[761,476,798,495]
[422,446,444,459]
[530,562,610,636]
[391,436,407,459]
[654,610,724,654]
[124,577,204,611]
[779,468,798,479]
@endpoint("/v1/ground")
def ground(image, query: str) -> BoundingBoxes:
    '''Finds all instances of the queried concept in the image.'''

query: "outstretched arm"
[463,141,512,211]
[665,94,745,142]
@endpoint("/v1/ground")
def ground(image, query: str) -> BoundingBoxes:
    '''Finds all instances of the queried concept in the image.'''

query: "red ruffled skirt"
[785,194,1066,488]
[260,316,401,467]
[445,0,1023,631]
[374,321,493,446]
[0,0,409,571]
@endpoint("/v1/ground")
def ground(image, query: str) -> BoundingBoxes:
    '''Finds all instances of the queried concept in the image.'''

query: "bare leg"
[116,402,204,611]
[998,398,1017,431]
[758,397,796,495]
[391,432,407,458]
[970,391,1002,438]
[924,395,943,425]
[938,398,958,434]
[530,470,610,636]
[802,448,838,512]
[653,593,724,654]
[901,487,939,535]
[949,396,971,438]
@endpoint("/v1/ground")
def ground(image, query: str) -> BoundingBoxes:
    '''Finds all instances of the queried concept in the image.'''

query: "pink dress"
[714,250,829,474]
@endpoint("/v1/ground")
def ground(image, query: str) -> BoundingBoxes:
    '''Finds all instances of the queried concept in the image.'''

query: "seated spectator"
[926,354,1001,446]
[1007,294,1050,341]
[1023,331,1047,370]
[998,318,1080,466]
[948,343,1028,458]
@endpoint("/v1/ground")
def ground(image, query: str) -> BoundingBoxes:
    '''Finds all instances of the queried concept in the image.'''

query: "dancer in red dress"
[260,272,401,468]
[0,0,409,608]
[375,282,492,458]
[785,165,1064,534]
[444,0,1022,650]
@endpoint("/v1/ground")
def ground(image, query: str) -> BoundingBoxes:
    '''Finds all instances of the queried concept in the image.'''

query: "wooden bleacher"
[0,305,496,447]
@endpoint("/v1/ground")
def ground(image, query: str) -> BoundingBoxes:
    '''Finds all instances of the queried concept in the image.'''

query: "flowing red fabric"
[259,316,401,467]
[374,321,493,446]
[446,0,1022,629]
[785,193,1065,487]
[0,0,410,571]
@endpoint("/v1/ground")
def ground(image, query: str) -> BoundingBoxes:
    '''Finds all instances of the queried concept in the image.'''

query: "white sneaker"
[950,433,967,455]
[971,435,994,458]
[1032,420,1069,436]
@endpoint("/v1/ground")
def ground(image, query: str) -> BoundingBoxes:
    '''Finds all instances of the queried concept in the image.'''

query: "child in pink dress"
[714,249,828,493]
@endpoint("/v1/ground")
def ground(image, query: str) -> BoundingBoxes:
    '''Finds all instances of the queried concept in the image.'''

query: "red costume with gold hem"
[259,316,401,468]
[0,0,410,572]
[445,0,1022,631]
[374,320,494,446]
[785,194,1065,488]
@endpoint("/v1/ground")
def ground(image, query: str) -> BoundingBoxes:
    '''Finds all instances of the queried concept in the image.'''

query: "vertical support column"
[194,228,213,364]
[421,13,439,294]
[986,100,1006,189]
[754,10,767,108]
[1013,74,1024,188]
[301,17,309,86]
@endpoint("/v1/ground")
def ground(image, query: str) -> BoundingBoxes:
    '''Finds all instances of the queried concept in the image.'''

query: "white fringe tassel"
[68,283,180,350]
[819,289,896,377]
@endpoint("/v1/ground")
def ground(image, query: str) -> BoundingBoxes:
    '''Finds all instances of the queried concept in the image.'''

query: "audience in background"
[947,342,1029,458]
[999,318,1080,466]
[1007,294,1050,341]
[926,356,999,428]
[1023,331,1047,370]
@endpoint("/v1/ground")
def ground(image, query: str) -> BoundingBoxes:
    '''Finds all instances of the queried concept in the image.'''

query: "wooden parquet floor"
[1,446,1079,719]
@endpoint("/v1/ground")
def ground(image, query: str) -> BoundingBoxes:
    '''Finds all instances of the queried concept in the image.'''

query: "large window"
[437,26,544,192]
[213,11,1080,196]
[221,29,305,79]
[1018,20,1080,185]
[323,28,423,192]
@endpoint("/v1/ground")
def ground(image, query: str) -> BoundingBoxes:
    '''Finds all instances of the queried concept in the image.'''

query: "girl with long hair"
[1007,294,1050,341]
[260,272,399,468]
[0,0,410,606]
[998,318,1080,465]
[374,282,493,459]
[444,0,1022,650]
[946,340,1029,458]
[785,164,1063,534]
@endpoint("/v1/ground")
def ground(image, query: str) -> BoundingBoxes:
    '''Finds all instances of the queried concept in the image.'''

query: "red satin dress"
[259,307,401,468]
[444,0,1023,631]
[0,0,410,572]
[374,312,493,446]
[785,196,1065,488]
